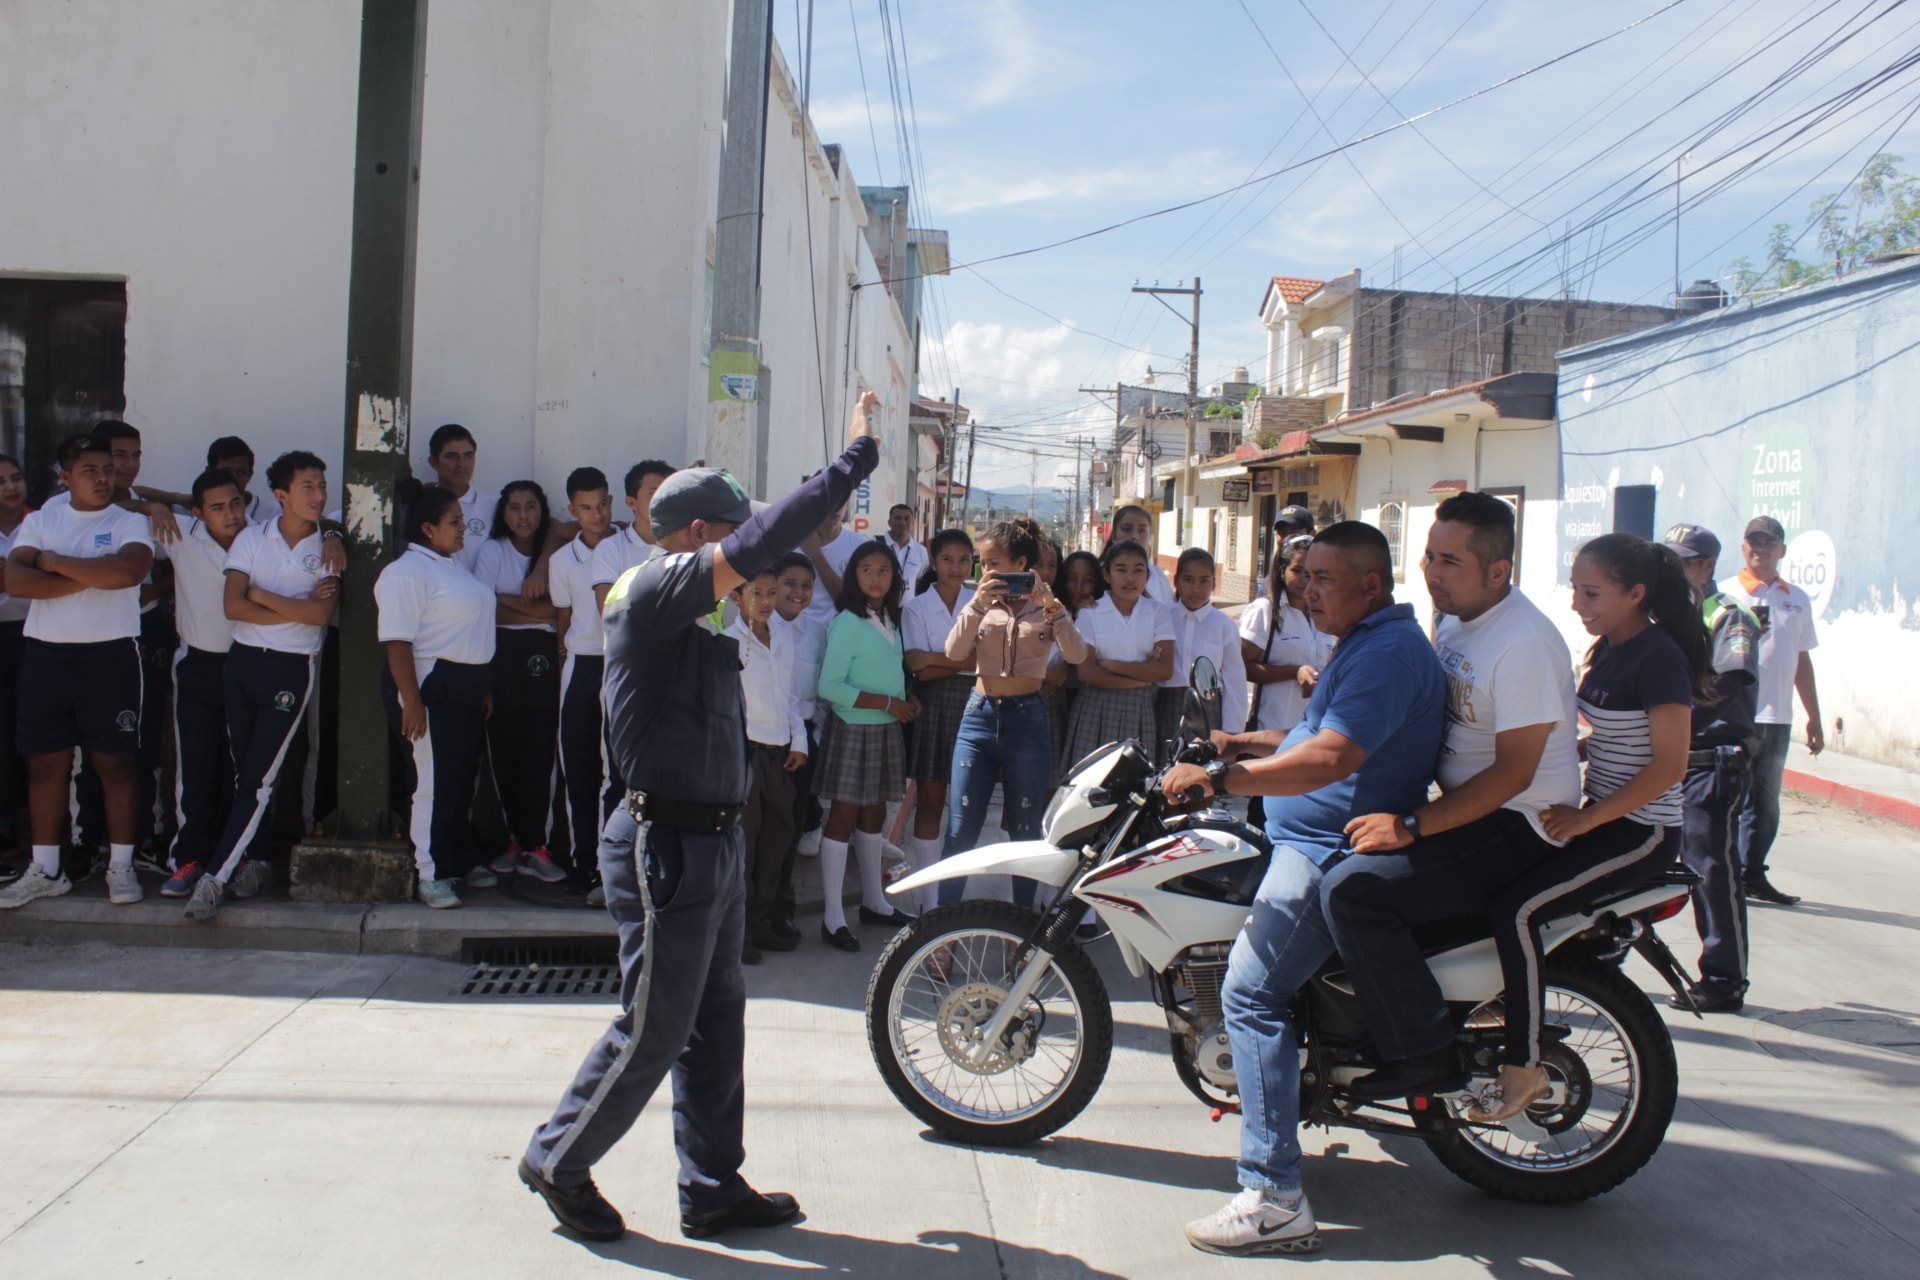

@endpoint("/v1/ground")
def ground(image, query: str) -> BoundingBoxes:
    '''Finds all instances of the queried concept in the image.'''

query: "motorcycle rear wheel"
[865,901,1113,1147]
[1413,957,1678,1203]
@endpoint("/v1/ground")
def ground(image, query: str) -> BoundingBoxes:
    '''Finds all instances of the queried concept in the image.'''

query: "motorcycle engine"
[1172,944,1237,1092]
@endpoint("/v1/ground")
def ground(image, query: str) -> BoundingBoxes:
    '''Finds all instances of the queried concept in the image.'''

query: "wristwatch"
[1400,813,1422,840]
[1204,758,1232,795]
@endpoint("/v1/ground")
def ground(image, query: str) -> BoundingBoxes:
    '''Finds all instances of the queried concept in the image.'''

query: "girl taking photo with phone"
[939,517,1086,905]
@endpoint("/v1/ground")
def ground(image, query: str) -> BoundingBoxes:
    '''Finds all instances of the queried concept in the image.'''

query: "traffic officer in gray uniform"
[518,393,881,1244]
[1665,523,1761,1014]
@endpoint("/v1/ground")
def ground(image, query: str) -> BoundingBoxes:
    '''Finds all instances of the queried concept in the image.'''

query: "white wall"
[0,0,360,490]
[1346,419,1562,633]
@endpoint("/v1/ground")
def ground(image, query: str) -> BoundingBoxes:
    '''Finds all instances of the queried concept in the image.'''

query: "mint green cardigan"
[819,610,909,724]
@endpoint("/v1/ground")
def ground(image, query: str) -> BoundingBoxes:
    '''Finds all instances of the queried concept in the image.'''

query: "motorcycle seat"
[1404,861,1693,956]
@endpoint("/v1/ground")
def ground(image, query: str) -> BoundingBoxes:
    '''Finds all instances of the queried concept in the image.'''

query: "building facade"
[1556,258,1920,767]
[0,1,943,524]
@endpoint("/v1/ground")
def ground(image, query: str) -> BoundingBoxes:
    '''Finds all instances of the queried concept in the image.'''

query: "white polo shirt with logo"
[1719,569,1819,725]
[225,520,332,654]
[162,518,237,654]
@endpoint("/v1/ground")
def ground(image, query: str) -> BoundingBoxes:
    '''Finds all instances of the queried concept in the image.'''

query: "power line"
[854,0,1694,288]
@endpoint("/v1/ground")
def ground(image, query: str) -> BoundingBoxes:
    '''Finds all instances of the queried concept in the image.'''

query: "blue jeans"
[1735,723,1791,879]
[939,692,1053,907]
[1222,844,1333,1195]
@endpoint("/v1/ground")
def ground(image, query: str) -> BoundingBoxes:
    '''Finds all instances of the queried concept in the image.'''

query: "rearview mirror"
[1182,656,1222,743]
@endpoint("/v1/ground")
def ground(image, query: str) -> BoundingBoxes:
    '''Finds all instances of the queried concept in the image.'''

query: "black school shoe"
[767,916,802,943]
[750,925,799,953]
[820,923,860,952]
[1348,1045,1468,1101]
[858,905,916,927]
[518,1158,626,1242]
[1744,874,1801,906]
[681,1189,802,1240]
[1670,983,1746,1014]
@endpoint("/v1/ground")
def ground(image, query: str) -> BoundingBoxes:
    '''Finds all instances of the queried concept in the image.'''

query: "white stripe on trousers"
[211,653,317,884]
[400,657,441,879]
[1514,825,1667,1066]
[542,816,656,1183]
[168,645,189,866]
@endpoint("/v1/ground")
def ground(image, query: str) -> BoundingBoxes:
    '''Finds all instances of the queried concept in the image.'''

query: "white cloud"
[967,0,1046,109]
[940,166,1149,215]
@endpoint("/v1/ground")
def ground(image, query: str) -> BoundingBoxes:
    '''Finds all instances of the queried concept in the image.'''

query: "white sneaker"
[1184,1188,1320,1257]
[106,866,144,905]
[796,829,822,859]
[0,866,73,910]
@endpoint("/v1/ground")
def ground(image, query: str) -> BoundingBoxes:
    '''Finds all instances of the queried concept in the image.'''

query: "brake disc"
[936,982,1042,1074]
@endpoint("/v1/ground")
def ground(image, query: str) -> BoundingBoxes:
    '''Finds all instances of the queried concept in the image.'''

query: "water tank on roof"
[1677,280,1728,314]
[1233,367,1249,383]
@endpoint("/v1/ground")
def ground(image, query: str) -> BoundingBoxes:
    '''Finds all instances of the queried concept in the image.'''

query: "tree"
[1727,153,1920,295]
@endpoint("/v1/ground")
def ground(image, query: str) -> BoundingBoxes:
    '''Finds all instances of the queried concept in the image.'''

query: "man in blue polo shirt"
[1161,520,1445,1258]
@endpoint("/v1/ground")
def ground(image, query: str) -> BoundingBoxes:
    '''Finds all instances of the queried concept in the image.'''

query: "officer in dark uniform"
[517,395,880,1244]
[1665,524,1761,1014]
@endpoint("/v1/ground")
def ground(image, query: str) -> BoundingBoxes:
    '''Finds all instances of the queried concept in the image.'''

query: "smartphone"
[996,571,1036,598]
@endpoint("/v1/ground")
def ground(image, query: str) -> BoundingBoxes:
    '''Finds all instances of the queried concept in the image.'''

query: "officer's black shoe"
[680,1189,802,1240]
[750,925,799,953]
[1670,983,1745,1014]
[768,916,802,943]
[518,1158,626,1242]
[858,905,916,927]
[1348,1045,1467,1101]
[1744,874,1801,906]
[741,941,763,966]
[820,923,860,952]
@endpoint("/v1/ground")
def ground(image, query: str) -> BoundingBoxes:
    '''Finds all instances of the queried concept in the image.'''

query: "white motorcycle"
[865,659,1702,1203]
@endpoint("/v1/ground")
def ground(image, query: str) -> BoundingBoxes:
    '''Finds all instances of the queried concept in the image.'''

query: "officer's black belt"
[1688,746,1746,768]
[626,790,744,834]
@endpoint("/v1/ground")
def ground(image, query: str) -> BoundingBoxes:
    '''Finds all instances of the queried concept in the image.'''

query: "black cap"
[1662,523,1721,561]
[1744,514,1786,543]
[1273,504,1314,535]
[648,468,754,537]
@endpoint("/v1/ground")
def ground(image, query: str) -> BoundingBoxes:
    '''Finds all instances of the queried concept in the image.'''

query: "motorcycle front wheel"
[865,901,1113,1147]
[1412,956,1679,1203]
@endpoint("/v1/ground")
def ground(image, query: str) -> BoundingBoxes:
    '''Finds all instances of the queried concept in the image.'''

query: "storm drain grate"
[458,936,621,999]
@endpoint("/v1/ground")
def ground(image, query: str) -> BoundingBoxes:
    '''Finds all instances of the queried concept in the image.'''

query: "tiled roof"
[1269,276,1324,305]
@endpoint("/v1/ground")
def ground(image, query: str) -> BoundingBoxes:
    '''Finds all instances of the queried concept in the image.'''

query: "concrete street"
[1,798,1916,1279]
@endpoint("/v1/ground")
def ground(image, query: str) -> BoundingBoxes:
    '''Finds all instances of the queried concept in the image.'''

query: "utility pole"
[704,0,775,491]
[1131,279,1202,548]
[936,385,958,531]
[295,0,430,901]
[959,416,979,531]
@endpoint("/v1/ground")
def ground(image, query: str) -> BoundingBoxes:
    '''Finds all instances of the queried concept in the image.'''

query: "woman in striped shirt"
[1471,533,1712,1122]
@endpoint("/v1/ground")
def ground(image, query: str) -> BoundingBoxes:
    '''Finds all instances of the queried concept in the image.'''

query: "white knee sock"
[819,837,850,932]
[32,845,60,877]
[108,843,134,871]
[851,829,889,914]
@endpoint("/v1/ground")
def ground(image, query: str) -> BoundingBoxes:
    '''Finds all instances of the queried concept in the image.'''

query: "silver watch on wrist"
[1203,759,1231,795]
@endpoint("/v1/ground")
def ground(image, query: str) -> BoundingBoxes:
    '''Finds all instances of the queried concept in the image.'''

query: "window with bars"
[1379,499,1407,581]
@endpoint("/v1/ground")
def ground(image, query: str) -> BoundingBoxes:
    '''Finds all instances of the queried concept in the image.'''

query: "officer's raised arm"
[709,391,881,599]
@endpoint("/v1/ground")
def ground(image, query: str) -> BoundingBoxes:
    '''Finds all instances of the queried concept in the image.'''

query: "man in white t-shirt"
[1319,491,1581,1099]
[1719,514,1821,906]
[883,503,928,592]
[0,433,156,909]
[802,502,870,629]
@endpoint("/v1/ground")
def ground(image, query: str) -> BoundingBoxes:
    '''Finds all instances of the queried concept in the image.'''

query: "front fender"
[886,840,1077,897]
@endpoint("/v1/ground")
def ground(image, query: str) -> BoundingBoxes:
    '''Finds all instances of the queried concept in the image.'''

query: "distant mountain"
[960,485,1069,520]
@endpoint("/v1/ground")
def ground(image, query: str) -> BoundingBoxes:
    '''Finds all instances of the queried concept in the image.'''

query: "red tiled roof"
[1271,276,1323,303]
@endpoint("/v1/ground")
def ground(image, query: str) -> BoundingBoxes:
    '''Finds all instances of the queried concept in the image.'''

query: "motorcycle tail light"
[1648,894,1689,923]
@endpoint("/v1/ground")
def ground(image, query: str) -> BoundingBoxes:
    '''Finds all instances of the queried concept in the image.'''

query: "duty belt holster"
[1688,745,1748,771]
[626,790,744,835]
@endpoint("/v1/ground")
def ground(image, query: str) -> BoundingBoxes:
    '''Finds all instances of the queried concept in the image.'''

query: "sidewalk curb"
[1783,768,1920,831]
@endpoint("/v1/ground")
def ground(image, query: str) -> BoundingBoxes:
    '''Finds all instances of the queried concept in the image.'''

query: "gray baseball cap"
[1662,523,1722,561]
[648,468,754,538]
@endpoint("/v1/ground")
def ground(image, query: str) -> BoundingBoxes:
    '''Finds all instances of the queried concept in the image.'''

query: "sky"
[775,0,1920,489]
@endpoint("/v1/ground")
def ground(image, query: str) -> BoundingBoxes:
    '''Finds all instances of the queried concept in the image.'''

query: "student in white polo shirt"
[0,433,154,909]
[422,423,493,573]
[1157,547,1248,758]
[377,481,499,909]
[589,459,675,611]
[182,452,339,920]
[801,499,872,630]
[0,453,30,862]
[158,470,249,898]
[540,466,619,891]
